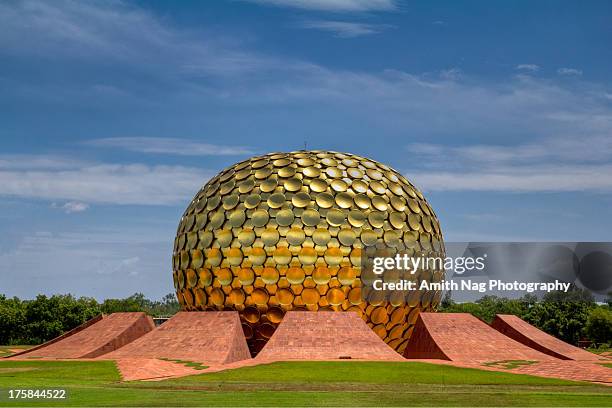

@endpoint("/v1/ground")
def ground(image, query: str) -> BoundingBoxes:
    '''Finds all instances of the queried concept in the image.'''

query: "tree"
[585,307,612,344]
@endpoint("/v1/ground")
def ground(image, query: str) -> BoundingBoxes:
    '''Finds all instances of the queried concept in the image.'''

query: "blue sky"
[1,0,612,300]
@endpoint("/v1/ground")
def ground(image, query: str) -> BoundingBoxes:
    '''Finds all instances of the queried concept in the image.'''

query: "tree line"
[0,289,610,347]
[0,293,178,345]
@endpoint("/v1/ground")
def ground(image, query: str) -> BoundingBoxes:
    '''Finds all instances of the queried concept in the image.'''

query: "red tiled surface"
[491,314,604,361]
[9,313,154,359]
[256,311,404,361]
[101,311,251,365]
[404,313,556,362]
[113,358,202,381]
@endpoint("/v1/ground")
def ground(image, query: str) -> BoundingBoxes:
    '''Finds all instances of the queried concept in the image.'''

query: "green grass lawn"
[0,360,611,407]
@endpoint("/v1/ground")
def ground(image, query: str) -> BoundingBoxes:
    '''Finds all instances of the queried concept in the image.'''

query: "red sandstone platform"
[491,314,602,361]
[256,311,404,361]
[9,312,154,359]
[404,313,556,362]
[102,311,251,365]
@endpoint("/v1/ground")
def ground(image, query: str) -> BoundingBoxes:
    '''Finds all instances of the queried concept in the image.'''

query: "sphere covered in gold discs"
[172,151,444,356]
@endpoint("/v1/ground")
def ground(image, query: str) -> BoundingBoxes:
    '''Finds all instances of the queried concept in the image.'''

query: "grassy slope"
[0,347,31,358]
[0,360,610,407]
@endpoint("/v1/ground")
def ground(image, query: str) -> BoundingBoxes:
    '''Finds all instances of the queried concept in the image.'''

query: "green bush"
[585,307,612,344]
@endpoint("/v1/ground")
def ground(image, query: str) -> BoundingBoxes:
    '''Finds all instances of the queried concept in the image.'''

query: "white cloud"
[557,67,583,76]
[0,0,284,77]
[0,228,174,299]
[516,64,539,72]
[87,137,255,156]
[0,157,213,205]
[297,20,391,37]
[242,0,397,12]
[409,164,612,192]
[59,201,89,213]
[439,68,462,80]
[405,136,612,192]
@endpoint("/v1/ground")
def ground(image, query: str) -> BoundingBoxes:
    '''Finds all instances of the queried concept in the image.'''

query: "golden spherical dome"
[172,151,444,355]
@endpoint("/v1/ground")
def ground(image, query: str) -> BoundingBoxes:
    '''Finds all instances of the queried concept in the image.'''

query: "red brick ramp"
[9,313,154,359]
[102,311,251,365]
[491,314,602,361]
[404,313,556,362]
[256,311,403,361]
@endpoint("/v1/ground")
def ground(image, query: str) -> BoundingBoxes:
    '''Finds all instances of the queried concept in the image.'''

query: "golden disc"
[312,228,331,245]
[347,168,364,178]
[372,196,388,211]
[222,194,239,210]
[287,227,306,246]
[301,288,320,304]
[309,179,328,192]
[338,267,356,285]
[286,267,306,284]
[227,248,243,266]
[210,288,225,306]
[262,267,280,284]
[185,269,198,288]
[298,247,317,264]
[407,213,421,230]
[330,179,348,192]
[327,288,345,306]
[348,210,366,227]
[326,209,346,226]
[368,211,386,228]
[216,268,233,285]
[351,179,368,193]
[277,166,296,178]
[292,192,310,208]
[238,268,255,285]
[238,229,256,246]
[354,194,371,209]
[408,198,421,214]
[244,194,261,209]
[209,211,225,229]
[284,177,303,192]
[190,249,204,269]
[301,209,321,226]
[228,210,246,228]
[276,288,294,305]
[389,212,406,229]
[215,230,232,247]
[276,209,295,226]
[248,247,267,265]
[252,209,270,227]
[324,247,343,265]
[335,192,353,209]
[370,181,386,194]
[262,228,280,246]
[361,229,378,246]
[338,228,357,246]
[254,166,272,179]
[315,192,334,208]
[251,288,269,305]
[390,196,406,211]
[273,247,292,264]
[312,266,331,284]
[267,192,286,208]
[197,268,212,287]
[325,167,343,178]
[229,288,246,305]
[260,178,278,193]
[303,166,321,178]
